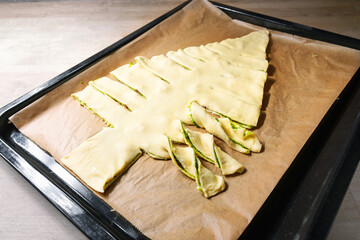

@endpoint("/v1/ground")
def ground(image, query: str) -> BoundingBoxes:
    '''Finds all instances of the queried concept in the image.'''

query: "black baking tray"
[1,1,359,239]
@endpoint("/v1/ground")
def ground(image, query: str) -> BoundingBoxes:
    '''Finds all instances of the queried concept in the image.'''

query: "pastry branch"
[167,137,226,198]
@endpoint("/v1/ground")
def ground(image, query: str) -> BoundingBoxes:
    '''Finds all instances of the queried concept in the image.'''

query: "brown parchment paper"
[11,0,360,239]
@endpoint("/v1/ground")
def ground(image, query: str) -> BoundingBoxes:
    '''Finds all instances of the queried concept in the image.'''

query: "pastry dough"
[62,30,269,194]
[62,128,142,192]
[188,101,262,152]
[181,123,244,175]
[167,139,226,198]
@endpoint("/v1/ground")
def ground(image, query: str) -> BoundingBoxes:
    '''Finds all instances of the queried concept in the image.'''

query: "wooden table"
[1,1,359,239]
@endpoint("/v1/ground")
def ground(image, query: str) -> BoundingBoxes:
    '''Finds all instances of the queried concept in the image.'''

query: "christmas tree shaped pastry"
[62,30,269,195]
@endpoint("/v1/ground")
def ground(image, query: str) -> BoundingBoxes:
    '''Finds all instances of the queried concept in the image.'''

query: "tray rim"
[1,1,360,239]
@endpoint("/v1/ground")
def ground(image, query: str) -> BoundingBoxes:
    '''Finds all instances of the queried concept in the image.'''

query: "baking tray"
[0,1,359,239]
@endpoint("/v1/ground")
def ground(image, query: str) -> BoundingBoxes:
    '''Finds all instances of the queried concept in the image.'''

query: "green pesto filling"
[72,95,114,128]
[167,137,195,180]
[214,118,251,154]
[90,83,132,112]
[212,147,222,169]
[111,73,147,99]
[228,137,250,154]
[145,151,168,160]
[189,113,200,127]
[181,123,214,164]
[188,102,200,127]
[188,101,253,129]
[194,156,203,192]
[217,112,253,129]
[184,52,206,63]
[229,121,255,138]
[135,59,170,84]
[170,59,191,70]
[243,130,254,139]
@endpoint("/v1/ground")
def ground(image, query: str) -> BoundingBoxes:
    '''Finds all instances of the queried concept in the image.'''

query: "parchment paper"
[11,0,360,239]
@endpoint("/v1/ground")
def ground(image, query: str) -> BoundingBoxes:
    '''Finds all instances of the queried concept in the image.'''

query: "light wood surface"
[0,0,359,239]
